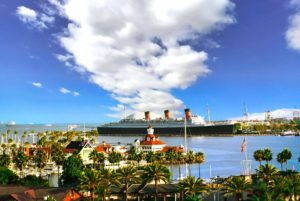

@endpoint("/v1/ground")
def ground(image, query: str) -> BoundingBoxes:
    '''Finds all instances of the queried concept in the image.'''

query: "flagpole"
[245,136,248,161]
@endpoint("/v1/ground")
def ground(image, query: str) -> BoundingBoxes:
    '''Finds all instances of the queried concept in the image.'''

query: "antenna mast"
[243,103,249,122]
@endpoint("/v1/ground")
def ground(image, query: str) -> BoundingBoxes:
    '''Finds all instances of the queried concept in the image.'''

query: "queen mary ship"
[97,109,235,136]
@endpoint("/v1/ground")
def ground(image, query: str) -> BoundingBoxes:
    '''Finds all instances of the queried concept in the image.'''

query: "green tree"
[108,151,122,166]
[6,129,11,142]
[80,169,101,201]
[176,152,185,180]
[165,149,177,180]
[51,144,65,186]
[127,147,138,161]
[145,151,155,163]
[96,152,106,167]
[117,166,141,201]
[98,167,120,201]
[178,176,209,200]
[34,150,48,177]
[60,154,83,186]
[136,152,145,166]
[0,167,19,184]
[256,164,279,184]
[253,149,264,166]
[223,176,251,201]
[276,152,285,171]
[15,150,28,177]
[194,152,205,178]
[0,153,11,167]
[153,152,163,162]
[20,175,49,187]
[89,149,99,169]
[185,150,195,176]
[281,148,292,171]
[14,130,18,143]
[283,173,300,201]
[142,163,171,201]
[263,148,273,164]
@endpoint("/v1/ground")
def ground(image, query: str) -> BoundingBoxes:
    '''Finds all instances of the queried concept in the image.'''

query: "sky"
[0,0,300,124]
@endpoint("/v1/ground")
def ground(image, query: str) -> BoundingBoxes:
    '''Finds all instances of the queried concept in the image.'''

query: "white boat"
[280,130,296,136]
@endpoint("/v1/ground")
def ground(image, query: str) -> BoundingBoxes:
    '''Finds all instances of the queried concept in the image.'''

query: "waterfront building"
[135,126,166,153]
[64,140,94,164]
[135,126,184,153]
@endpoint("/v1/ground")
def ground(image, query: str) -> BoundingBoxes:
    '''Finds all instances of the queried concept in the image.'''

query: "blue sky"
[0,0,300,123]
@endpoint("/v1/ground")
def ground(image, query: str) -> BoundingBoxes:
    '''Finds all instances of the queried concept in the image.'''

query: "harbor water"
[1,124,299,182]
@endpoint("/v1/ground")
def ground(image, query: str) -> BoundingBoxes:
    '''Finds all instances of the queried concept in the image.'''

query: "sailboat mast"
[206,104,211,124]
[184,116,188,152]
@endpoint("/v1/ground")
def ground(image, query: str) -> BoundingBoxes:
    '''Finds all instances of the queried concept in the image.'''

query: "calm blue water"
[1,124,299,180]
[100,135,300,179]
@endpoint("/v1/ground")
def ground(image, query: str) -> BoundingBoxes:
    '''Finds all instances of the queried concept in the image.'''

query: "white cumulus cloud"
[51,0,235,117]
[59,87,71,94]
[286,13,300,51]
[73,91,80,96]
[31,82,43,88]
[286,0,300,51]
[60,87,80,96]
[16,6,54,30]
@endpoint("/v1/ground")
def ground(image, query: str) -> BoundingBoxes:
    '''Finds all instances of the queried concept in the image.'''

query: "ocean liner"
[97,109,235,136]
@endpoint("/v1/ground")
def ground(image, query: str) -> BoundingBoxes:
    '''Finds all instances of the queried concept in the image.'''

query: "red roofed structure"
[137,126,166,152]
[95,142,111,155]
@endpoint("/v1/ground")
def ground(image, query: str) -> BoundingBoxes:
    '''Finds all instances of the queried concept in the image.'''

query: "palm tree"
[142,163,171,201]
[6,129,11,142]
[117,166,141,201]
[145,151,155,163]
[51,144,65,185]
[96,152,106,167]
[253,149,264,166]
[276,152,285,171]
[281,148,292,171]
[256,164,279,184]
[153,152,163,162]
[14,130,18,143]
[262,148,273,164]
[194,152,205,178]
[176,151,185,180]
[165,149,177,180]
[283,173,300,201]
[89,149,99,169]
[178,176,209,200]
[136,152,145,166]
[30,129,35,144]
[108,151,122,167]
[80,169,101,201]
[185,150,195,176]
[223,176,251,201]
[15,150,28,177]
[1,144,6,154]
[98,167,121,201]
[34,150,48,177]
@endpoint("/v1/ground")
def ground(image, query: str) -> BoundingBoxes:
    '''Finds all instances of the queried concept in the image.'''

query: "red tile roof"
[95,144,111,153]
[140,133,166,145]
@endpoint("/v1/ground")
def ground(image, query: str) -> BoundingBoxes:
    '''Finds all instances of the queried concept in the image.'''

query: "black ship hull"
[97,124,234,136]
